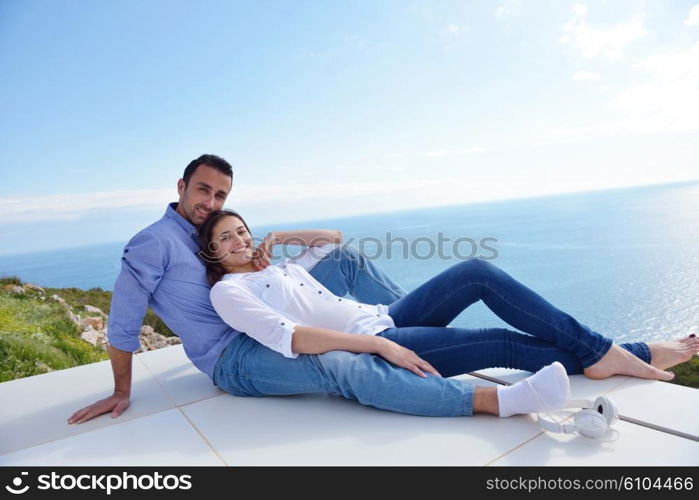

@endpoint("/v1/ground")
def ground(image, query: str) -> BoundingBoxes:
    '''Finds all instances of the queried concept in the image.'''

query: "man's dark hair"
[183,154,233,187]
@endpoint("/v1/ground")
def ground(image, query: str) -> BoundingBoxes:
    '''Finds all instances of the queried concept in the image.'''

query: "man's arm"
[266,229,343,247]
[110,344,133,397]
[253,229,342,270]
[68,345,132,424]
[68,231,165,425]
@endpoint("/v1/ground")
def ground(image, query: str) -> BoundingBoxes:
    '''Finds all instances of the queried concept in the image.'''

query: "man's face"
[176,164,232,227]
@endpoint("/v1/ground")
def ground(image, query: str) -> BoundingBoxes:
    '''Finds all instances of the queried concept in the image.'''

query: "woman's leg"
[308,245,406,305]
[377,325,652,375]
[387,258,624,369]
[377,326,586,376]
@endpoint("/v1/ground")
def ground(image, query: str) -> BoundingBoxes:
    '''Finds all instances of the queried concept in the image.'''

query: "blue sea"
[1,181,698,344]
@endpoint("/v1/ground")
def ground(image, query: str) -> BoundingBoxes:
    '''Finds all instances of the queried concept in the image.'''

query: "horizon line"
[0,177,696,259]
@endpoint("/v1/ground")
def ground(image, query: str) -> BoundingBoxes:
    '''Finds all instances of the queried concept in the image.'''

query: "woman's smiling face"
[210,215,254,269]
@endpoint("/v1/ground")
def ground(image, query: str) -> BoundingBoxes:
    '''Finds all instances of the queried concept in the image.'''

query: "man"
[68,153,448,424]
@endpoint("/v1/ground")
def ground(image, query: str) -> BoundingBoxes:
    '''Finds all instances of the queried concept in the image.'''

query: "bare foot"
[584,344,675,381]
[648,335,699,370]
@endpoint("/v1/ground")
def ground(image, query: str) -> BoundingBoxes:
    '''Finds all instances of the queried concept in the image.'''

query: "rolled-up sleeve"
[210,282,299,358]
[283,243,339,272]
[107,231,166,353]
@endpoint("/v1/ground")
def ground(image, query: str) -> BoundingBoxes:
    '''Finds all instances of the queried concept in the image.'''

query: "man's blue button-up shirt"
[107,202,239,382]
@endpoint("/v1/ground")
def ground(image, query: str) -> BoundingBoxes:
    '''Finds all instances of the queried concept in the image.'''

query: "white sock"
[496,361,571,418]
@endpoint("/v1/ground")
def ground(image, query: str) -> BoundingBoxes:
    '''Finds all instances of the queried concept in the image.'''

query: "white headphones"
[536,396,620,440]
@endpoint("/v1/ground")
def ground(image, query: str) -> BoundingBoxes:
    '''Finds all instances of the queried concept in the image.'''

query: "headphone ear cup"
[574,410,609,439]
[592,396,618,426]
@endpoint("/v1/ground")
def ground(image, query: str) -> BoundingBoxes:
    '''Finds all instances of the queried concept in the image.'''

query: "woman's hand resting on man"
[376,337,442,379]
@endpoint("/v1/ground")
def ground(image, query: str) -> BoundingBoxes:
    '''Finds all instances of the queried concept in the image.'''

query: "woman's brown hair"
[197,209,253,286]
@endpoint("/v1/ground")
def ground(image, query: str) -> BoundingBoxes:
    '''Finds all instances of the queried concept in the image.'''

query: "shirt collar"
[165,202,198,239]
[221,273,248,281]
[222,266,276,281]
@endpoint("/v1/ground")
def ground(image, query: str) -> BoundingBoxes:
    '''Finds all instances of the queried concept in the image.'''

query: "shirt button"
[284,274,287,276]
[317,291,322,294]
[358,305,362,308]
[300,283,304,286]
[266,284,270,288]
[337,298,342,301]
[376,314,380,317]
[281,322,285,326]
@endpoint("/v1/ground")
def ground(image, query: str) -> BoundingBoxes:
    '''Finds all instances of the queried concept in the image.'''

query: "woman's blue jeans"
[378,258,650,377]
[214,248,651,417]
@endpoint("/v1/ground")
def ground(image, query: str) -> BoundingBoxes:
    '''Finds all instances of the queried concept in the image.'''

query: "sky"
[1,0,698,255]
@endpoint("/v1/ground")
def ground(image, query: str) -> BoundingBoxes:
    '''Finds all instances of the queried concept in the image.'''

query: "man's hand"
[376,338,442,378]
[67,392,131,425]
[253,232,280,271]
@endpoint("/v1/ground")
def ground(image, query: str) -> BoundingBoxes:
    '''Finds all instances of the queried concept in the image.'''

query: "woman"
[200,209,698,419]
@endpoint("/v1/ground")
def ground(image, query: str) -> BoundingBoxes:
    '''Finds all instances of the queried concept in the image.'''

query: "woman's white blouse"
[209,244,395,359]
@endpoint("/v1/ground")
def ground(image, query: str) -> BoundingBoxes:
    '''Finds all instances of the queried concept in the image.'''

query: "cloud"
[685,5,699,26]
[571,70,601,81]
[384,147,485,160]
[0,179,447,224]
[554,41,699,136]
[0,189,174,222]
[446,24,468,35]
[496,0,521,18]
[561,3,647,60]
[423,147,485,158]
[611,41,699,132]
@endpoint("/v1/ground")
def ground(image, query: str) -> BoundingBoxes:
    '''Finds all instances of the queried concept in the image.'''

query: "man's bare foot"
[647,335,699,370]
[584,344,675,381]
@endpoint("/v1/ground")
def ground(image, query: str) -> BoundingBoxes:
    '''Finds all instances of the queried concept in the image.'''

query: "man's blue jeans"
[213,248,650,417]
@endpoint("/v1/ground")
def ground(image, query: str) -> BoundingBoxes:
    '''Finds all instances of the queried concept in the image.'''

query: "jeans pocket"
[216,365,252,397]
[214,336,255,397]
[223,379,251,397]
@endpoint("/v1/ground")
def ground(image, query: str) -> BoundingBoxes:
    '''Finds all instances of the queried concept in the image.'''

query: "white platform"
[1,345,697,466]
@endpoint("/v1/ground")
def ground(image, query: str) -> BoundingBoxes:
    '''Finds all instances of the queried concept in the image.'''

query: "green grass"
[0,275,697,388]
[0,280,109,382]
[670,356,699,389]
[0,275,179,382]
[42,285,175,337]
[0,276,22,286]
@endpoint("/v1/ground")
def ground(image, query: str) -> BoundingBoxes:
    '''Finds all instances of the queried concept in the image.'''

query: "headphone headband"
[562,398,593,409]
[536,395,619,440]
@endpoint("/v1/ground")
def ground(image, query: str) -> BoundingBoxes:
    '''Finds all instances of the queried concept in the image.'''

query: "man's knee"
[326,244,371,274]
[317,350,386,382]
[329,244,361,261]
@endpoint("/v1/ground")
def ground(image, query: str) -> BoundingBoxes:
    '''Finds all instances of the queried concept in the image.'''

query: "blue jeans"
[214,245,474,416]
[213,250,650,417]
[378,258,650,376]
[307,244,407,304]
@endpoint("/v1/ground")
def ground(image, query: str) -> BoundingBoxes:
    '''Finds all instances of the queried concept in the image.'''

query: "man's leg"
[309,245,406,305]
[217,333,474,417]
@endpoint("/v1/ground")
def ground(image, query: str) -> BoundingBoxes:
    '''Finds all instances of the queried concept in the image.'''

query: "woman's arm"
[291,325,382,355]
[210,282,301,359]
[210,277,439,377]
[292,325,441,378]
